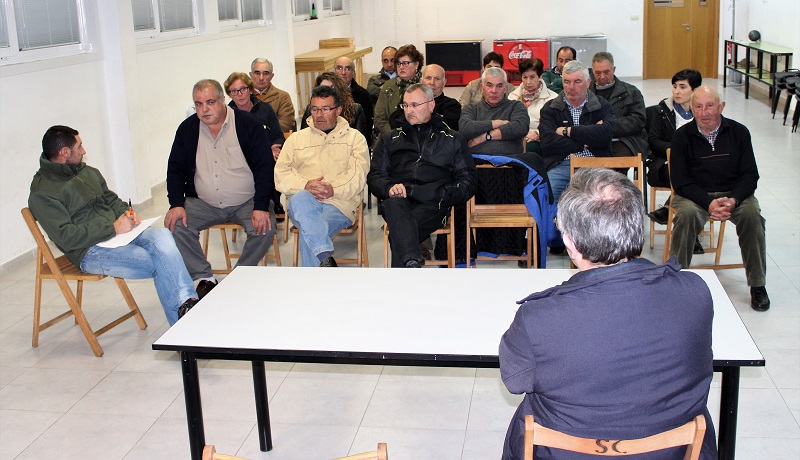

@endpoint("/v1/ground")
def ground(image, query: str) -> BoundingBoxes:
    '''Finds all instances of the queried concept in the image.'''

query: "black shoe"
[693,238,705,255]
[518,260,532,268]
[320,256,338,267]
[647,207,669,225]
[274,202,286,222]
[549,245,565,255]
[750,286,770,311]
[178,298,199,319]
[196,280,218,300]
[404,259,422,268]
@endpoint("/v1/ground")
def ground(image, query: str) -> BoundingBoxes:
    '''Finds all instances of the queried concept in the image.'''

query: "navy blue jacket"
[166,109,275,212]
[500,258,717,460]
[539,93,616,169]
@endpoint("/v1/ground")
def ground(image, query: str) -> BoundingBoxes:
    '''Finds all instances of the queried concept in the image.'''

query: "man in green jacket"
[28,125,198,325]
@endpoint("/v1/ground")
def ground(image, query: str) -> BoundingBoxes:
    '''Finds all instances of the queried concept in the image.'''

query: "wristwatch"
[485,132,492,141]
[561,128,569,137]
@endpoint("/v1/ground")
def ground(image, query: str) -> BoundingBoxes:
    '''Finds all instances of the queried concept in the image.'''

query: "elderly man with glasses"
[274,85,370,267]
[369,83,477,268]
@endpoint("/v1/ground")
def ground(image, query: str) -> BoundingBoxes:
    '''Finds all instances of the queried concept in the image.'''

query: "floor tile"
[0,409,61,460]
[361,380,473,430]
[268,377,376,426]
[0,367,107,412]
[350,425,466,460]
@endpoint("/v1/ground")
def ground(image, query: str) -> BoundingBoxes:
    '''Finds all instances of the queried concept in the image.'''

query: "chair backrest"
[524,414,705,460]
[21,207,62,272]
[569,153,644,194]
[334,442,388,460]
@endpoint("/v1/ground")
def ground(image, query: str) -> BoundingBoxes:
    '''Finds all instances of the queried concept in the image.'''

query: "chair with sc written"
[466,164,538,268]
[201,223,281,274]
[21,207,147,358]
[334,442,388,460]
[383,206,456,268]
[523,414,705,460]
[291,202,369,267]
[662,150,744,270]
[202,445,248,460]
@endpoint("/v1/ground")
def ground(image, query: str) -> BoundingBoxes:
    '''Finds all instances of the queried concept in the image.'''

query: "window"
[133,0,199,41]
[293,0,344,19]
[159,0,194,31]
[1,0,89,63]
[132,0,156,31]
[219,0,267,23]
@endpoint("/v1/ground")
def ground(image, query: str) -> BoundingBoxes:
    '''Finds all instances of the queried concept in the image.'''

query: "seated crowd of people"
[27,42,770,459]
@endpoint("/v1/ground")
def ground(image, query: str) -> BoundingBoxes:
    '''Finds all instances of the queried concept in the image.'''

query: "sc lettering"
[594,439,626,454]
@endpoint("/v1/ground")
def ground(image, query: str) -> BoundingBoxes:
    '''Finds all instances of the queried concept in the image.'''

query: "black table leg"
[181,352,205,460]
[251,361,273,451]
[718,366,740,460]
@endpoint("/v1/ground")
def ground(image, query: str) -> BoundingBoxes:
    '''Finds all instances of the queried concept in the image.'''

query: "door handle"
[682,23,691,31]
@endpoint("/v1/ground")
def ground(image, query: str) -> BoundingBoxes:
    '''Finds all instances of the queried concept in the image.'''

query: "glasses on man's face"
[396,60,414,67]
[229,87,249,96]
[399,100,433,109]
[310,106,340,115]
[335,65,354,72]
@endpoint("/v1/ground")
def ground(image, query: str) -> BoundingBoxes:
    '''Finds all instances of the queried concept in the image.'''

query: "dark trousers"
[381,197,448,267]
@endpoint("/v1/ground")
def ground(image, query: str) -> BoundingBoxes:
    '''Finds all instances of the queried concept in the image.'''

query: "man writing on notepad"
[28,125,198,325]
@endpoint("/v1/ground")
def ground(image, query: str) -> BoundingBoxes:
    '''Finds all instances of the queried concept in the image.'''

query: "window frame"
[219,0,272,32]
[134,0,201,44]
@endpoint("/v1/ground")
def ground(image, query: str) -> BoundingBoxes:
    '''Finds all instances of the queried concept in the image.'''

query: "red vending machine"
[493,39,549,86]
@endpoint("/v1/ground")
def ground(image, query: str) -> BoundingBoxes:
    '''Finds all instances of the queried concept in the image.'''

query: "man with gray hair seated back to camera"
[459,67,530,155]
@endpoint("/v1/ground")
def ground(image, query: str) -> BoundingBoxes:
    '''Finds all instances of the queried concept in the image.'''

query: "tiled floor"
[0,79,798,459]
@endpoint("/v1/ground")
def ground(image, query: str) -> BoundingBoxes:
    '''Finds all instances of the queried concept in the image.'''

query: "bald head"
[334,56,355,85]
[422,64,447,97]
[691,86,725,133]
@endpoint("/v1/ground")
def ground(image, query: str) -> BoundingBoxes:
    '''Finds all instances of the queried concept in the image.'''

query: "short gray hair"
[251,57,273,72]
[404,83,434,100]
[558,168,644,265]
[562,60,590,81]
[481,66,507,83]
[192,79,225,103]
[592,51,615,66]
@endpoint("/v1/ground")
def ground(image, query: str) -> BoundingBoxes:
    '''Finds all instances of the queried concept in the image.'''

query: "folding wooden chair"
[21,208,147,357]
[383,206,456,268]
[292,203,368,267]
[202,445,248,460]
[201,222,281,274]
[334,442,388,460]
[524,414,705,460]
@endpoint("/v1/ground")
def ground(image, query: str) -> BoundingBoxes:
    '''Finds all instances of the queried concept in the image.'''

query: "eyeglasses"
[396,60,415,67]
[229,87,250,96]
[335,65,354,72]
[399,100,433,109]
[310,106,340,115]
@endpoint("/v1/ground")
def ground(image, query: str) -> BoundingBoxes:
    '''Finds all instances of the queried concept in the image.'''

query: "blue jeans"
[287,190,353,267]
[80,227,197,325]
[546,157,571,248]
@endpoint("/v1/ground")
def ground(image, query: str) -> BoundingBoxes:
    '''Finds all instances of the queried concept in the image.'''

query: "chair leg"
[526,227,533,268]
[292,230,300,267]
[272,233,281,266]
[447,231,456,268]
[202,228,210,257]
[360,224,369,267]
[54,276,104,357]
[115,278,148,330]
[771,88,782,118]
[220,228,233,271]
[715,221,727,266]
[383,226,390,268]
[32,265,44,347]
[783,94,793,125]
[663,207,674,263]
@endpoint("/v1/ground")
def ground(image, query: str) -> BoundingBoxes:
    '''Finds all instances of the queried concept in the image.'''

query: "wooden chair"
[569,153,645,193]
[202,445,248,460]
[661,150,744,270]
[466,165,538,268]
[21,207,147,358]
[201,223,281,274]
[524,414,705,460]
[291,203,369,267]
[649,184,671,249]
[383,206,456,268]
[334,442,388,460]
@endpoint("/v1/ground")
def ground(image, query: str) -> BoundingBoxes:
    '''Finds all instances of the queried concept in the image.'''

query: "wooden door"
[644,0,719,79]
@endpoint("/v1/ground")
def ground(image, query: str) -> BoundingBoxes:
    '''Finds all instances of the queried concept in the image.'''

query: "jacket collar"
[308,116,351,137]
[38,154,84,178]
[396,112,450,134]
[516,258,681,304]
[550,91,602,112]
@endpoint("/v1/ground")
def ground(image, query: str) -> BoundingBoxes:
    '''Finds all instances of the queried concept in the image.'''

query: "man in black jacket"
[335,56,374,142]
[369,83,477,267]
[165,79,276,298]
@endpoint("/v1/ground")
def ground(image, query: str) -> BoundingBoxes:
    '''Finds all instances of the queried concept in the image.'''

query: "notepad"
[97,216,161,248]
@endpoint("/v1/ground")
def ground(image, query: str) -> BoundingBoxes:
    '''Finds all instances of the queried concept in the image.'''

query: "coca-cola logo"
[507,43,534,66]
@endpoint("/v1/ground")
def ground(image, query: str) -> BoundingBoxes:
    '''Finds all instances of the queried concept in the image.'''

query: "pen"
[128,199,133,216]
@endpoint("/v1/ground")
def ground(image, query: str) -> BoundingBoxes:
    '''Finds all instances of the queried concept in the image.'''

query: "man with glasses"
[459,51,513,107]
[369,83,477,268]
[274,85,369,267]
[250,57,296,132]
[165,79,276,298]
[334,56,374,141]
[367,46,397,105]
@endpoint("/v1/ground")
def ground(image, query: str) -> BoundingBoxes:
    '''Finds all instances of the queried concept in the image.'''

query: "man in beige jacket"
[274,85,369,267]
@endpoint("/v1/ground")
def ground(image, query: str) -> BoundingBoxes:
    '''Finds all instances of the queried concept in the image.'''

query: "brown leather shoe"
[196,280,217,300]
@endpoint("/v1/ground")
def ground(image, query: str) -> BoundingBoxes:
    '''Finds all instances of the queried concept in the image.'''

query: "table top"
[153,267,764,367]
[294,46,372,71]
[725,39,794,55]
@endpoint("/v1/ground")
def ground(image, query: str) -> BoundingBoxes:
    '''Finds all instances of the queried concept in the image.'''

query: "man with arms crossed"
[165,79,276,298]
[369,83,476,267]
[500,167,717,459]
[275,85,370,267]
[29,126,198,325]
[670,86,769,311]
